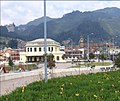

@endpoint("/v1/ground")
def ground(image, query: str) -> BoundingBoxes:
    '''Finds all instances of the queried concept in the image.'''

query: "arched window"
[57,56,59,60]
[34,48,37,52]
[39,48,41,51]
[30,48,32,52]
[27,48,29,52]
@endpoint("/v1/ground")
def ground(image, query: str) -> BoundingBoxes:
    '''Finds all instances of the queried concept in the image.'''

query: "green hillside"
[20,7,120,44]
[1,7,120,44]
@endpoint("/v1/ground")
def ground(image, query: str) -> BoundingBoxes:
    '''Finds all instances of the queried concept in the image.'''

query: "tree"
[43,53,56,69]
[46,53,56,78]
[100,54,106,61]
[8,57,14,69]
[62,54,66,60]
[47,53,55,69]
[47,60,55,69]
[47,53,54,62]
[114,53,120,68]
[89,53,95,60]
[99,54,106,65]
[8,39,18,49]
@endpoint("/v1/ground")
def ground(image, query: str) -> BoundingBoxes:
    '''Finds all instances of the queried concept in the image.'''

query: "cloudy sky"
[1,1,120,26]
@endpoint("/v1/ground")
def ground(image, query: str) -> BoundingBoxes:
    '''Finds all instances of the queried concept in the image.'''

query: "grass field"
[1,70,120,101]
[89,62,112,66]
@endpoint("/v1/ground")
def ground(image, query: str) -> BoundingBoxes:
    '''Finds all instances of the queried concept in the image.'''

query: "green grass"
[90,62,112,66]
[1,70,120,101]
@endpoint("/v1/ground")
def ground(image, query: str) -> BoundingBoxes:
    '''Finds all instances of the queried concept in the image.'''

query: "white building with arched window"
[20,38,66,63]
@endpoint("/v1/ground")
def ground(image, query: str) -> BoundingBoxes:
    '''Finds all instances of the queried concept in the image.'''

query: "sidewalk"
[0,65,110,96]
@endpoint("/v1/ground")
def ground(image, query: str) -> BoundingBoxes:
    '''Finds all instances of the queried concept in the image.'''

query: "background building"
[20,38,66,63]
[65,46,85,60]
[0,48,22,61]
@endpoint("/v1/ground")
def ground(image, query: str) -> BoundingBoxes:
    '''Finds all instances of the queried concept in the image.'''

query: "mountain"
[0,36,26,49]
[17,16,53,31]
[94,7,120,16]
[0,26,17,38]
[1,7,120,45]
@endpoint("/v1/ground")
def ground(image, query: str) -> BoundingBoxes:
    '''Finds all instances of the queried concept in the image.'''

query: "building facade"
[20,39,66,63]
[65,46,85,60]
[0,48,21,61]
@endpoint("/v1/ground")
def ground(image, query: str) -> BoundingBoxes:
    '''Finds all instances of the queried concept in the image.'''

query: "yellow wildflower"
[61,88,64,91]
[61,84,64,86]
[115,90,118,93]
[22,86,25,93]
[6,97,8,101]
[70,83,72,85]
[22,89,24,93]
[112,84,115,87]
[115,90,119,93]
[22,86,25,90]
[75,93,79,96]
[60,92,63,95]
[94,94,97,98]
[106,77,109,80]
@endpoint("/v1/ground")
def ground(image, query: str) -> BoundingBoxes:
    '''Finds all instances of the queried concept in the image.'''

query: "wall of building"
[19,52,27,63]
[20,39,65,63]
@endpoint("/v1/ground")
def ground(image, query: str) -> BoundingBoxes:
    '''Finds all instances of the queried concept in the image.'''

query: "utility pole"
[44,0,48,82]
[70,39,73,60]
[87,33,93,61]
[112,37,115,61]
[87,35,90,61]
[68,38,73,64]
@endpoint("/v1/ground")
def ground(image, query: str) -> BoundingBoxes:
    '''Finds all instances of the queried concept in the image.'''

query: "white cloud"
[1,1,120,26]
[1,1,44,25]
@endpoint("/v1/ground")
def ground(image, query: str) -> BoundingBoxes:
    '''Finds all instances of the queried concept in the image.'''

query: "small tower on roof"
[79,36,84,48]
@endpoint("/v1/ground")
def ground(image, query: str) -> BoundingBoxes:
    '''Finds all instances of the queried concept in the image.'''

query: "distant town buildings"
[64,36,118,61]
[65,46,85,60]
[0,48,24,62]
[0,37,120,65]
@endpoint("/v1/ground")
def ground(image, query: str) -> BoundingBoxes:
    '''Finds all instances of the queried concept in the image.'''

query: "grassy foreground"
[1,70,120,101]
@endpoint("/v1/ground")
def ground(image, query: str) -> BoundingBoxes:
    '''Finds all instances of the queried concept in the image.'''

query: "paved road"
[37,62,76,69]
[0,63,113,96]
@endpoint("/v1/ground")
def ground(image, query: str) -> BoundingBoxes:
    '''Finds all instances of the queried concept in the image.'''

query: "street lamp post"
[44,0,48,82]
[87,35,90,61]
[87,33,93,61]
[112,36,118,61]
[112,38,115,61]
[68,38,73,62]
